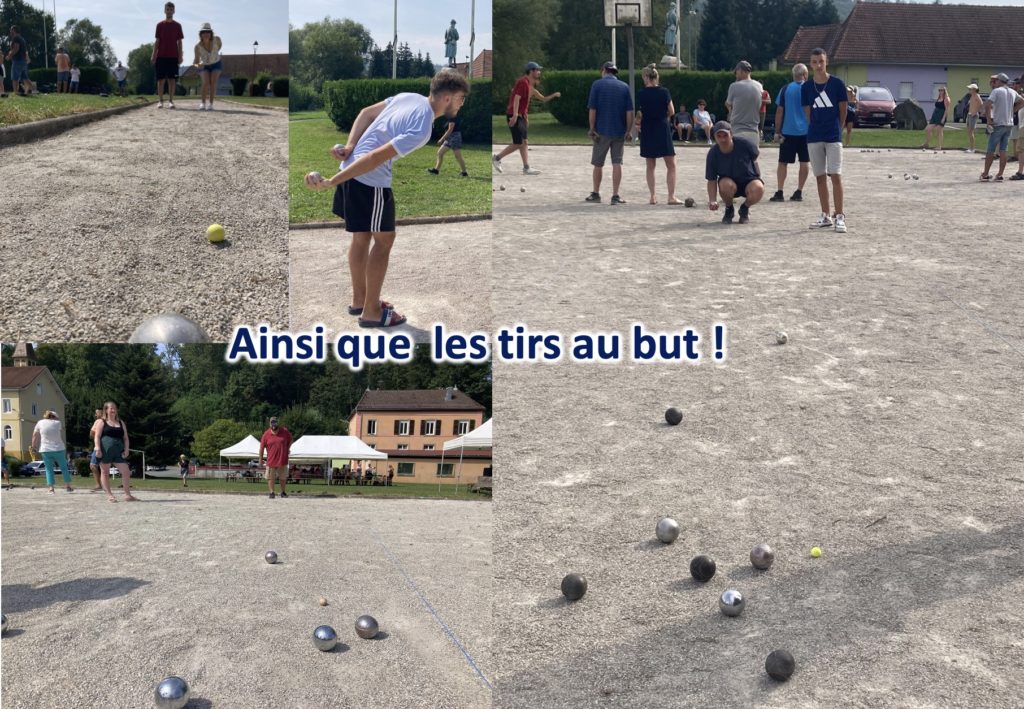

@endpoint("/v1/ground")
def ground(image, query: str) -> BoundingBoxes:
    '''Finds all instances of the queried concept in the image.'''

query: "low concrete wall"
[0,100,150,146]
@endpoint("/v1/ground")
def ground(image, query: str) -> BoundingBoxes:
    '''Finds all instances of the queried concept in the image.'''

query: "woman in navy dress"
[636,64,682,205]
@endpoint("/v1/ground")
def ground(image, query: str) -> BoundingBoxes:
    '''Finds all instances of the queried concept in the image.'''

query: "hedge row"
[27,65,112,90]
[505,70,795,128]
[290,81,323,112]
[322,78,492,144]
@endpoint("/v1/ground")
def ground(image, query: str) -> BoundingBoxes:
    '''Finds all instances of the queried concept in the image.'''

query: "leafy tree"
[494,0,559,102]
[192,419,252,461]
[57,17,116,67]
[368,43,392,78]
[698,0,743,70]
[106,346,180,462]
[0,0,57,70]
[290,18,373,90]
[127,43,156,94]
[171,394,226,439]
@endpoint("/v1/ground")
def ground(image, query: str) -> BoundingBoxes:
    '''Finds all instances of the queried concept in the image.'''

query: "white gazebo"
[289,435,387,462]
[218,435,261,477]
[440,419,492,492]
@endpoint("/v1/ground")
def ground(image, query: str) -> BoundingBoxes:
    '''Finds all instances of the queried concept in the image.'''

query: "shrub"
[539,69,793,128]
[289,81,322,112]
[322,78,491,143]
[271,75,289,97]
[231,77,248,96]
[252,71,273,96]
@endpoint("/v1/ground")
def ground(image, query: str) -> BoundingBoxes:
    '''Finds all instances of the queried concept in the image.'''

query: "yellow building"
[348,388,491,485]
[2,343,69,461]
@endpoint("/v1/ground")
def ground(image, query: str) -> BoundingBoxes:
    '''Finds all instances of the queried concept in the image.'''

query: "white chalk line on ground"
[935,289,1024,360]
[368,526,493,690]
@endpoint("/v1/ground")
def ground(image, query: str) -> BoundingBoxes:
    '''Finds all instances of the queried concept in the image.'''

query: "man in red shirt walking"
[151,2,184,108]
[259,416,292,499]
[492,61,560,176]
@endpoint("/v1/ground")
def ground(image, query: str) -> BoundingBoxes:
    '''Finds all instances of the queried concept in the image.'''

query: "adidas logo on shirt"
[813,93,834,109]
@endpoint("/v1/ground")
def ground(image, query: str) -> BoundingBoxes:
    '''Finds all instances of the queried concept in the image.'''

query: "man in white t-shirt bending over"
[305,69,469,328]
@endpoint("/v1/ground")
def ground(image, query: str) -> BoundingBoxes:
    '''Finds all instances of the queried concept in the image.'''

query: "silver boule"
[265,550,278,564]
[154,676,190,709]
[655,517,680,544]
[719,589,745,617]
[130,314,209,344]
[313,625,338,651]
[776,331,788,345]
[750,543,775,570]
[355,615,379,639]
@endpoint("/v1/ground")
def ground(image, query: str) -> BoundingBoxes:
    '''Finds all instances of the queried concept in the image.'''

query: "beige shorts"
[266,466,288,481]
[808,141,843,177]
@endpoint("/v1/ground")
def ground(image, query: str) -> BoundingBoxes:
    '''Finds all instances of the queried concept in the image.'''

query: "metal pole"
[41,1,48,70]
[611,28,616,65]
[690,11,698,69]
[675,0,681,67]
[392,0,398,80]
[469,0,475,79]
[628,24,635,139]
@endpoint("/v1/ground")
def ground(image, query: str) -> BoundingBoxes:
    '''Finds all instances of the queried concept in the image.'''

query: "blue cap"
[525,61,542,72]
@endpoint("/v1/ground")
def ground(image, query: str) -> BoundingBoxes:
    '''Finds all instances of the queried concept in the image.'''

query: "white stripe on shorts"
[372,187,383,232]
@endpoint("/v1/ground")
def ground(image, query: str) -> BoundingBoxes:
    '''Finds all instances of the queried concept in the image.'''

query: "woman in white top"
[193,22,223,111]
[693,100,713,144]
[32,411,73,494]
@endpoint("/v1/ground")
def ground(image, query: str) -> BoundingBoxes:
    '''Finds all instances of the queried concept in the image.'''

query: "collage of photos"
[2,0,1023,707]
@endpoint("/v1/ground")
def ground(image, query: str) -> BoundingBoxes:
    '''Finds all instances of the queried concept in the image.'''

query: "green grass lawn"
[0,93,148,127]
[6,475,487,500]
[290,111,492,224]
[493,112,988,150]
[219,96,288,109]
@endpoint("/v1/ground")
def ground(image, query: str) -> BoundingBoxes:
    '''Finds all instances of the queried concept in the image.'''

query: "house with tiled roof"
[454,49,493,79]
[782,2,1024,104]
[178,53,288,95]
[1,343,69,461]
[347,388,490,485]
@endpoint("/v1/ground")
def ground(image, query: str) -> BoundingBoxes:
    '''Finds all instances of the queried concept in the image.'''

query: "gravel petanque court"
[289,221,492,342]
[1,491,493,708]
[490,144,1024,707]
[0,104,288,342]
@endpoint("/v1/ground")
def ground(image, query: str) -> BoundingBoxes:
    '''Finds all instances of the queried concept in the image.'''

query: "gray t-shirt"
[988,86,1017,127]
[726,78,764,135]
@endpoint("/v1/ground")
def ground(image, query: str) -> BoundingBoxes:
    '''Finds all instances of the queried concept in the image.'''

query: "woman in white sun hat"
[193,22,223,111]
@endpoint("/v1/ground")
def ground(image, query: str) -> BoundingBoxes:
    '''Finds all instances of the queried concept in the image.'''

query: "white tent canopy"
[220,435,261,458]
[443,419,492,450]
[289,435,387,461]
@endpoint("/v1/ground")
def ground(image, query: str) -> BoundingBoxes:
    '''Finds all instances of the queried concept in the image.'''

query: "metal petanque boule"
[750,543,775,570]
[689,555,716,582]
[154,676,190,709]
[265,550,278,564]
[719,589,745,617]
[776,331,788,345]
[313,625,338,651]
[665,407,683,426]
[355,615,379,639]
[655,517,680,544]
[765,649,796,681]
[561,573,587,601]
[684,197,695,207]
[129,314,209,344]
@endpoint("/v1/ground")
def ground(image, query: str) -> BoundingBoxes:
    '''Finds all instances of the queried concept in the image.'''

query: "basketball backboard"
[603,0,653,27]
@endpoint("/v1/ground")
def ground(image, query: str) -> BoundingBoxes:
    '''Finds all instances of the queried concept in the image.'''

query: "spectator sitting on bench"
[673,104,694,141]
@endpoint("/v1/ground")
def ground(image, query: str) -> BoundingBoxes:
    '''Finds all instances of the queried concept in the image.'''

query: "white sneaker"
[491,155,503,173]
[157,101,164,108]
[834,214,847,233]
[168,100,176,109]
[810,213,833,228]
[207,103,214,111]
[523,167,541,175]
[199,101,207,110]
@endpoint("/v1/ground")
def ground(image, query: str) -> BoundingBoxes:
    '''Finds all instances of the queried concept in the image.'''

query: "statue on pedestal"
[444,20,460,68]
[665,6,679,55]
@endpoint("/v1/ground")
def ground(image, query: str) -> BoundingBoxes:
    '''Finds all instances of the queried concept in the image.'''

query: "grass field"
[492,112,995,150]
[289,110,492,223]
[0,94,147,127]
[6,475,487,500]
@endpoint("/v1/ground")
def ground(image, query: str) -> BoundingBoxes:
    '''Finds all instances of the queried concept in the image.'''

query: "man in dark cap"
[705,121,764,224]
[585,61,634,204]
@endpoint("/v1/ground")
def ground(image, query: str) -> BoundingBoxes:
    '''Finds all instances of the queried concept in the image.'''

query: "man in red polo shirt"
[259,416,292,499]
[151,1,184,109]
[492,61,560,176]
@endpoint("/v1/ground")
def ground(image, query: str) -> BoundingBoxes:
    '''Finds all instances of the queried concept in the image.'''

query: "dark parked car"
[852,86,897,128]
[953,92,990,123]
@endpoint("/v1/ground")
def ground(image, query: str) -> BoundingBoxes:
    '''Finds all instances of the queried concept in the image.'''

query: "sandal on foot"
[124,495,140,501]
[980,174,992,181]
[994,175,1004,181]
[66,486,74,493]
[108,496,118,503]
[358,307,407,328]
[348,299,393,316]
[1009,173,1024,180]
[47,488,55,495]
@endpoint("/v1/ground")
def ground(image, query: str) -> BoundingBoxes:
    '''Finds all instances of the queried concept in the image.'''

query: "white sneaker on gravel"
[491,155,503,173]
[834,214,847,233]
[207,104,214,111]
[199,101,207,110]
[523,167,541,175]
[168,100,176,109]
[810,212,833,228]
[157,101,164,108]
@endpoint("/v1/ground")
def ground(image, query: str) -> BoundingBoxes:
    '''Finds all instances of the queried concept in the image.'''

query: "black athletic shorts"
[722,177,764,198]
[507,115,528,145]
[333,179,396,233]
[155,57,179,81]
[779,134,810,164]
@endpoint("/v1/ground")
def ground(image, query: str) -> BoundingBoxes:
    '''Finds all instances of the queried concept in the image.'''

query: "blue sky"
[289,0,492,65]
[43,0,288,65]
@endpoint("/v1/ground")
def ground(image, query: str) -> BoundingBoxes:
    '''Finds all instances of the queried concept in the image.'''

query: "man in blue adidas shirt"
[305,69,469,328]
[770,62,810,203]
[802,48,848,233]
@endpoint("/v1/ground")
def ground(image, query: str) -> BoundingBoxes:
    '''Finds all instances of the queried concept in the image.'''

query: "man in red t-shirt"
[259,416,293,499]
[150,2,184,108]
[492,61,561,176]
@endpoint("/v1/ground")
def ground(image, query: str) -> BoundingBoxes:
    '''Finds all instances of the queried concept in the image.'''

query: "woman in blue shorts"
[193,22,223,111]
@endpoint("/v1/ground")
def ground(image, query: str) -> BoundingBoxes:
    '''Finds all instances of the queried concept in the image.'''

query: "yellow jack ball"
[207,224,225,242]
[810,546,822,558]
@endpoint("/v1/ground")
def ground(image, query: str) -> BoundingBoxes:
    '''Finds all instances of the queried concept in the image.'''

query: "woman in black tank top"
[93,401,139,502]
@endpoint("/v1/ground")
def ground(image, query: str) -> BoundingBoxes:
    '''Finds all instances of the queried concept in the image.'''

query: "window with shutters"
[455,420,472,435]
[423,420,438,436]
[396,420,411,436]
